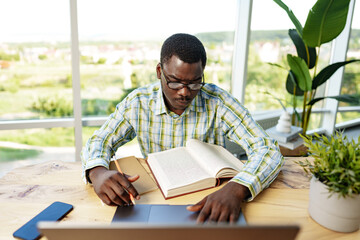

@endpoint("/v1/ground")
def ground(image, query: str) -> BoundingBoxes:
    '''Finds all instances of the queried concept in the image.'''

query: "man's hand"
[187,182,250,223]
[88,166,140,206]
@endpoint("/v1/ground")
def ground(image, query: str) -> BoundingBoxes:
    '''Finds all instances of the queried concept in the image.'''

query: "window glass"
[246,0,330,131]
[336,1,360,124]
[0,0,73,175]
[0,0,72,121]
[77,0,237,117]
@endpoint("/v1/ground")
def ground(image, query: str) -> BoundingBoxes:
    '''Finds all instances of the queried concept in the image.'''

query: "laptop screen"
[38,222,300,240]
[38,204,299,240]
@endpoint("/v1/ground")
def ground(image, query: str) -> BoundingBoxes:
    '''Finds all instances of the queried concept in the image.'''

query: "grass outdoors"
[0,125,138,148]
[0,126,139,162]
[0,128,74,147]
[0,127,99,147]
[338,112,360,123]
[0,62,159,120]
[0,147,41,162]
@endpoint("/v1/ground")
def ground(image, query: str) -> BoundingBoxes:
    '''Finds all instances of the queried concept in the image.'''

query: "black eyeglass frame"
[160,67,205,91]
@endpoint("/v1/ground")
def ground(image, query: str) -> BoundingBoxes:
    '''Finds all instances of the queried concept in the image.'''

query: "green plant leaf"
[273,0,303,36]
[286,70,304,96]
[287,54,312,91]
[307,94,360,106]
[303,0,351,47]
[297,131,360,197]
[312,60,360,89]
[293,109,301,123]
[267,62,305,96]
[263,91,287,111]
[267,62,287,70]
[288,29,317,69]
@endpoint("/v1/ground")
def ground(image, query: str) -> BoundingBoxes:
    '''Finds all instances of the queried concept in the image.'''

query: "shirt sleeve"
[220,96,284,201]
[81,99,136,184]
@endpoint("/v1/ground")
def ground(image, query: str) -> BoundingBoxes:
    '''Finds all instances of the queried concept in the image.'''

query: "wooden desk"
[0,157,358,240]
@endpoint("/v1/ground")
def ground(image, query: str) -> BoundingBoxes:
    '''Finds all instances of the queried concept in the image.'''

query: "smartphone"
[13,201,73,240]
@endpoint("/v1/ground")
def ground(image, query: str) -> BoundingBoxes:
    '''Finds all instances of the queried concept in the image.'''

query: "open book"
[109,156,158,195]
[147,139,244,199]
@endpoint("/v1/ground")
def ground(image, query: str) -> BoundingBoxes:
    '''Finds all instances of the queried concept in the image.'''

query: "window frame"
[0,0,358,161]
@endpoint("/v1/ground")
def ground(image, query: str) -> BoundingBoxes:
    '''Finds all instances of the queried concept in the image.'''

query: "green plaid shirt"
[82,82,284,200]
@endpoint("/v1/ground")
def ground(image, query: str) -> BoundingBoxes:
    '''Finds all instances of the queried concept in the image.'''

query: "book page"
[186,139,243,178]
[147,147,211,191]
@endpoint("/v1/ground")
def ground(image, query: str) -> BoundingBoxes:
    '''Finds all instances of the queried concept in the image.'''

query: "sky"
[0,0,359,42]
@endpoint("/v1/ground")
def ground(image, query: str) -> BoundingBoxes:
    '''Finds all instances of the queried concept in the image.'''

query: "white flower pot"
[308,177,360,232]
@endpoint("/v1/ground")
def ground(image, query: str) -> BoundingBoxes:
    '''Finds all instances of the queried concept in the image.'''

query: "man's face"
[156,56,204,115]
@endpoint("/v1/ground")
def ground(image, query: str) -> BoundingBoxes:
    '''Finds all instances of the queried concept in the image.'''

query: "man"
[82,33,284,223]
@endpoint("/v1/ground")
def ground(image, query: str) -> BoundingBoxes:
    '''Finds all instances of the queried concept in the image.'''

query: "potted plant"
[271,0,360,134]
[298,131,360,232]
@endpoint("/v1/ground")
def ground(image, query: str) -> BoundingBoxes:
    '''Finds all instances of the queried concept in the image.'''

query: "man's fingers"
[186,197,207,212]
[218,211,230,223]
[100,192,124,206]
[110,181,132,205]
[208,206,221,222]
[124,174,140,199]
[91,169,140,206]
[186,204,202,212]
[229,212,240,224]
[99,193,111,205]
[115,172,139,201]
[196,204,211,223]
[189,197,211,223]
[126,174,140,182]
[107,180,130,206]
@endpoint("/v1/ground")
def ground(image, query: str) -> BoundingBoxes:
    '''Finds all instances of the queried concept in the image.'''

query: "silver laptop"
[38,222,299,240]
[111,204,247,224]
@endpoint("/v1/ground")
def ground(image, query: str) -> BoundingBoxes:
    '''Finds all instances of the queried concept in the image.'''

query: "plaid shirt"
[82,82,284,200]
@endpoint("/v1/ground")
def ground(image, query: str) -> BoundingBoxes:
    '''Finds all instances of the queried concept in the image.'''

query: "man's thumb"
[186,197,206,212]
[126,174,140,182]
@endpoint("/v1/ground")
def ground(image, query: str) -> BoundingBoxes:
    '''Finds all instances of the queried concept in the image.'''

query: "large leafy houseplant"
[272,0,360,134]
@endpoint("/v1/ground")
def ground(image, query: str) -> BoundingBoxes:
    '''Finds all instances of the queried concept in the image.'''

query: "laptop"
[111,204,247,224]
[38,222,300,240]
[38,204,299,240]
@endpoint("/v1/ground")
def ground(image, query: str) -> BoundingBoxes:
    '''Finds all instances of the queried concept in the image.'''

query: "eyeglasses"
[160,67,205,91]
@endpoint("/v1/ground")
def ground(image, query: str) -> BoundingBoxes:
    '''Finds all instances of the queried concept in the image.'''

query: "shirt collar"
[154,85,206,116]
[154,85,167,115]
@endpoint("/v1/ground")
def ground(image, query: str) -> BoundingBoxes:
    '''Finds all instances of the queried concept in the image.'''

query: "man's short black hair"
[160,33,207,68]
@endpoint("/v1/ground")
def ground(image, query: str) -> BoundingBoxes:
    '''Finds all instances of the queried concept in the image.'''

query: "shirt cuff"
[82,158,110,184]
[230,171,262,201]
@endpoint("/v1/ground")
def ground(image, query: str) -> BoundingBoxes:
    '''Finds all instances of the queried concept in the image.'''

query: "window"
[246,0,335,132]
[0,0,74,174]
[0,0,358,176]
[77,0,238,155]
[0,0,72,121]
[77,0,238,120]
[336,1,360,125]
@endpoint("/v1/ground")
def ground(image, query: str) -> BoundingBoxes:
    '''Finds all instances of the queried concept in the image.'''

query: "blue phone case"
[13,201,73,240]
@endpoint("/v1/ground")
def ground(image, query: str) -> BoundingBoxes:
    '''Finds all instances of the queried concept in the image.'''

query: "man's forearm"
[234,135,284,200]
